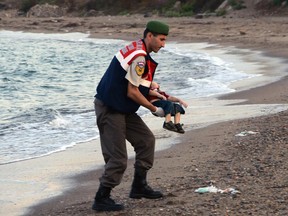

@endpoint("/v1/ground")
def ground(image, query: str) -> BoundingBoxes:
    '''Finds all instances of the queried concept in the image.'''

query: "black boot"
[129,168,163,199]
[92,184,124,212]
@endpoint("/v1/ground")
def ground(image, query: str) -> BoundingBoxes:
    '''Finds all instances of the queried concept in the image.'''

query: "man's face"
[146,33,167,53]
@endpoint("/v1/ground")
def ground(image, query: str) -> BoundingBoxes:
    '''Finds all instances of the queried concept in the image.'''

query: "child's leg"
[174,114,185,133]
[173,107,185,133]
[152,101,177,132]
[174,112,181,124]
[165,114,172,123]
[163,114,177,132]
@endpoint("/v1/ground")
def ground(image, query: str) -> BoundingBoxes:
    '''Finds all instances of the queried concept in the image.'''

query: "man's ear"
[147,32,153,39]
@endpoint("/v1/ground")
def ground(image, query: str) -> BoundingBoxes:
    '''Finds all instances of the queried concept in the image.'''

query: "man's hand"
[151,107,165,117]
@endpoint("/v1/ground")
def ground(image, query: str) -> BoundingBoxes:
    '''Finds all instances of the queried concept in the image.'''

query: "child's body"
[148,81,188,133]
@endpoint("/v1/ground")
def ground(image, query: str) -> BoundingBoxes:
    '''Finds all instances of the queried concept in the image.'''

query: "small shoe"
[175,123,185,134]
[163,121,178,132]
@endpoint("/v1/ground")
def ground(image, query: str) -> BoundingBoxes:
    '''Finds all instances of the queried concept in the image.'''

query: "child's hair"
[151,81,159,90]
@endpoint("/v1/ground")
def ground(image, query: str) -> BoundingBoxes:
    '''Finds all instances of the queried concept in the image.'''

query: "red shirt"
[147,88,170,102]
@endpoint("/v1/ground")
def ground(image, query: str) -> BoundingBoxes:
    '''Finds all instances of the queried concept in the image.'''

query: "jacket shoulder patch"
[135,61,145,76]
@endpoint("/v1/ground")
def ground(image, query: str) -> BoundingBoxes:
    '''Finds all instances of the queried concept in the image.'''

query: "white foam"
[0,30,125,44]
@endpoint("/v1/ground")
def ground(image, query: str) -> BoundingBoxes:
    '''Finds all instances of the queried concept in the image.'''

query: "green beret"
[146,20,169,35]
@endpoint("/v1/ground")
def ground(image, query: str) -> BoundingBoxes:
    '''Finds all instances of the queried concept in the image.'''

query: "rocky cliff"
[0,0,287,17]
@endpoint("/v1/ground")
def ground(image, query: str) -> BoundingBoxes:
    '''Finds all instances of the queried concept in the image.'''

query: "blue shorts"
[152,100,185,116]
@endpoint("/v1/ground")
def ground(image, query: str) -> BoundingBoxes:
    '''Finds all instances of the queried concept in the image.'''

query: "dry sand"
[1,11,288,216]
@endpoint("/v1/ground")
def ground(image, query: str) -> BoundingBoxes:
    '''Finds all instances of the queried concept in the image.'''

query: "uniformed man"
[92,20,169,212]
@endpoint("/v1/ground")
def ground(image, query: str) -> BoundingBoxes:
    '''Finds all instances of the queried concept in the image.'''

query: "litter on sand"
[195,185,240,195]
[195,185,218,193]
[235,130,259,137]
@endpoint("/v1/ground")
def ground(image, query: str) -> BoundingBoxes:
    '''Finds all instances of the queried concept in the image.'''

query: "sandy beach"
[1,8,288,216]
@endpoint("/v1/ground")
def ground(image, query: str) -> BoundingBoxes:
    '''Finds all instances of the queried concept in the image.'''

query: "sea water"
[0,31,257,165]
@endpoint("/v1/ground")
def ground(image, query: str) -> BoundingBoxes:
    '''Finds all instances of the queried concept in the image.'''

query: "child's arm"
[167,95,188,108]
[149,89,167,100]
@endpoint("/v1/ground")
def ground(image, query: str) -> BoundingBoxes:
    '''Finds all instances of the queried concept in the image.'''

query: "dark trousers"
[94,99,155,188]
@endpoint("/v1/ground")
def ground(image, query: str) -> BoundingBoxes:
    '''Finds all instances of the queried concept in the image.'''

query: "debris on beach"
[195,185,240,195]
[194,185,218,193]
[235,130,259,137]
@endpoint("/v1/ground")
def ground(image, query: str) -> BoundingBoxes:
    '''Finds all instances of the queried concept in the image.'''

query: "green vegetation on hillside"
[0,0,287,16]
[0,0,228,15]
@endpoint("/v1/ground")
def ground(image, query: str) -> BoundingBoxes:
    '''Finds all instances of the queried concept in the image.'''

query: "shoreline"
[1,15,288,215]
[25,43,288,215]
[4,39,288,216]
